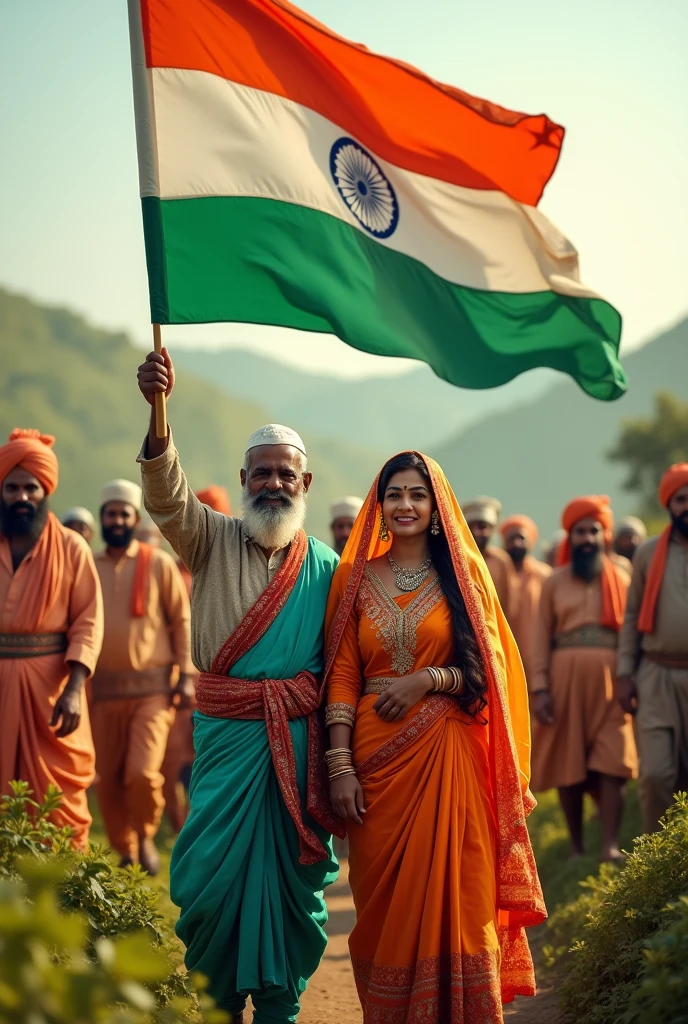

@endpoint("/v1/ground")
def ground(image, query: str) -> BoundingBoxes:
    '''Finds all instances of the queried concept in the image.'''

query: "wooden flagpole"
[152,323,168,439]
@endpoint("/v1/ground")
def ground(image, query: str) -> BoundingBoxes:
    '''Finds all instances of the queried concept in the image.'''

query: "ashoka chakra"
[329,137,399,239]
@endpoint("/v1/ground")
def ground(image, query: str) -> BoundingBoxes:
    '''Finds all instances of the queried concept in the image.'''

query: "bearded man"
[137,349,341,1024]
[614,516,647,564]
[0,429,103,846]
[500,515,551,682]
[462,496,514,614]
[531,496,637,861]
[91,479,194,874]
[330,496,363,556]
[617,464,688,831]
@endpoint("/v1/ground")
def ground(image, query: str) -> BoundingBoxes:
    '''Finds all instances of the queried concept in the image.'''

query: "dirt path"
[245,862,560,1023]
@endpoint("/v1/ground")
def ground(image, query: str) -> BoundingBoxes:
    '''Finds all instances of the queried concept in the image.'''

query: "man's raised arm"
[136,348,218,573]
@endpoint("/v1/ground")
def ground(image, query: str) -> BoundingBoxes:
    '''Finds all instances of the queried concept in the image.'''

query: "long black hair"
[378,453,488,721]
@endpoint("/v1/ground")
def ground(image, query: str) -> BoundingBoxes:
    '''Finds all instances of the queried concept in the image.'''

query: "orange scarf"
[637,525,672,634]
[130,543,154,618]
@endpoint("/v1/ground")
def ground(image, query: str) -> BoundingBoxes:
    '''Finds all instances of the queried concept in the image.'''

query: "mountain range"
[2,283,686,545]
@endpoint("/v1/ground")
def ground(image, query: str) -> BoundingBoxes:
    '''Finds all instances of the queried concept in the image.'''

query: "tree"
[608,391,688,517]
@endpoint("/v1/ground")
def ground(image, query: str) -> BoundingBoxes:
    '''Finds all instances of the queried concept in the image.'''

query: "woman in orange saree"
[324,453,545,1023]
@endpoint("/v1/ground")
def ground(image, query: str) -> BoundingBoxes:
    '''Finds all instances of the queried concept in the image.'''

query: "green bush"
[557,793,688,1023]
[0,783,228,1023]
[632,895,688,1024]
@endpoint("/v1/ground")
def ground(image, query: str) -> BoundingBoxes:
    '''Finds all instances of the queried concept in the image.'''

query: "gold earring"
[431,510,441,536]
[379,515,390,542]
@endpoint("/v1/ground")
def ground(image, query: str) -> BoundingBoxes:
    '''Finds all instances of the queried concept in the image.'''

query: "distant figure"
[531,496,637,861]
[91,479,194,874]
[62,506,96,546]
[542,528,567,568]
[330,496,363,555]
[161,485,232,833]
[614,516,647,564]
[462,496,513,613]
[135,512,163,547]
[0,429,103,847]
[500,515,551,682]
[617,464,688,831]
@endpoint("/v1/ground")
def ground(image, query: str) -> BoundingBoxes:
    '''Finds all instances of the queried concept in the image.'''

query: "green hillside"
[433,317,688,541]
[0,287,383,541]
[172,346,555,453]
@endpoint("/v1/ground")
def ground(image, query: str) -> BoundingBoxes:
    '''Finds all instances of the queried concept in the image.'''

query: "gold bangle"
[426,666,442,691]
[328,766,358,781]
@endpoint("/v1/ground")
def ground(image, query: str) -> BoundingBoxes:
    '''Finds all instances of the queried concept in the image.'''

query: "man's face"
[1,467,49,540]
[101,501,139,549]
[669,484,688,538]
[468,519,494,555]
[505,528,529,565]
[614,530,642,561]
[331,516,355,556]
[570,516,604,580]
[64,519,94,545]
[240,445,311,550]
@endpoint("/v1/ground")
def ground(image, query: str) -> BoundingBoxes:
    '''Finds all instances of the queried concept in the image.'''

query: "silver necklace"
[387,552,432,592]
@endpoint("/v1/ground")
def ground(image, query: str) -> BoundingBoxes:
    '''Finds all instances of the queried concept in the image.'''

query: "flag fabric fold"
[128,0,626,400]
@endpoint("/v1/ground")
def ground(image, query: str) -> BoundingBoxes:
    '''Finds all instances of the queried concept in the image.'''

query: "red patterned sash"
[196,530,343,864]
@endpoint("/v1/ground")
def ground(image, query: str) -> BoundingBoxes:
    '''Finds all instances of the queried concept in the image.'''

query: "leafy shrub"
[557,793,688,1023]
[632,895,688,1024]
[0,783,228,1023]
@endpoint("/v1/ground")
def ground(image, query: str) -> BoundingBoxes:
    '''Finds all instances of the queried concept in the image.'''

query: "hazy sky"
[2,0,686,378]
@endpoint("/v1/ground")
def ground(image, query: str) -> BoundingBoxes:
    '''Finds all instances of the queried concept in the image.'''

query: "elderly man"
[614,516,647,564]
[137,348,341,1024]
[0,429,103,846]
[330,495,363,555]
[531,496,637,861]
[62,506,96,546]
[462,495,513,613]
[91,479,194,874]
[617,464,688,831]
[500,515,551,682]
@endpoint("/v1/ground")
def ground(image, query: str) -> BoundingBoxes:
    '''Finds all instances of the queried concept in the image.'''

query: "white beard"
[241,487,307,550]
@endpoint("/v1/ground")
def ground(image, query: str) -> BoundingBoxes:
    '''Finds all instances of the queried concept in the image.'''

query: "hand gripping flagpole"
[152,323,168,439]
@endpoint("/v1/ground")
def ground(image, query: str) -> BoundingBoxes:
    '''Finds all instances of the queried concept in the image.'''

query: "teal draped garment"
[170,537,339,1024]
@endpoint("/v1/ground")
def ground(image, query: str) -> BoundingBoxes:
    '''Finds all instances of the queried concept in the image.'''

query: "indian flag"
[128,0,626,400]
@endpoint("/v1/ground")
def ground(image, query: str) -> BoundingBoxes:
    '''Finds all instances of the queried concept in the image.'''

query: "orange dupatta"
[324,453,545,934]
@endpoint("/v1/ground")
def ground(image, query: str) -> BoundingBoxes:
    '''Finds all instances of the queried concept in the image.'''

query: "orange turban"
[637,464,688,634]
[658,463,688,508]
[0,428,59,495]
[558,495,624,630]
[500,514,538,548]
[196,485,232,516]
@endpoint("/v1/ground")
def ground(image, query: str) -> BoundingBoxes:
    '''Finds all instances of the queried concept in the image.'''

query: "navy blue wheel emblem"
[329,137,399,239]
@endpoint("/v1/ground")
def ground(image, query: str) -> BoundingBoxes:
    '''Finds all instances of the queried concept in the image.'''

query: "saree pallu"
[170,534,339,1023]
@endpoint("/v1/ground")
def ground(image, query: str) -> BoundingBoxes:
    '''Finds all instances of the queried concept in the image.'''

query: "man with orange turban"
[531,495,637,861]
[91,479,195,874]
[161,484,233,833]
[500,515,551,682]
[617,464,688,831]
[0,429,103,847]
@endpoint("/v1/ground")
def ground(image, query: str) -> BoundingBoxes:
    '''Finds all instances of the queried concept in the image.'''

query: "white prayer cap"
[100,479,142,511]
[331,496,364,522]
[462,496,502,526]
[615,516,647,540]
[245,424,307,456]
[62,506,96,530]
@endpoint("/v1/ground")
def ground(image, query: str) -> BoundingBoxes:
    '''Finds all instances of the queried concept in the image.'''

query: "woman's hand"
[373,670,431,722]
[330,774,366,825]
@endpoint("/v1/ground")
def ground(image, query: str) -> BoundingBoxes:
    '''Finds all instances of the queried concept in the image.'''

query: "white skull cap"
[62,506,96,530]
[245,424,307,456]
[462,496,502,526]
[331,496,364,521]
[100,479,142,511]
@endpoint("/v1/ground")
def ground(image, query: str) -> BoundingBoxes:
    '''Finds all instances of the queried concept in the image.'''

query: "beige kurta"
[0,527,103,846]
[509,556,551,683]
[91,541,192,859]
[530,565,637,791]
[137,435,289,672]
[484,545,514,618]
[617,533,688,830]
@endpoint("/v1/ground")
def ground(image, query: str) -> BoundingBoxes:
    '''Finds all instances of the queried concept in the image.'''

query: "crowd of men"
[0,424,687,869]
